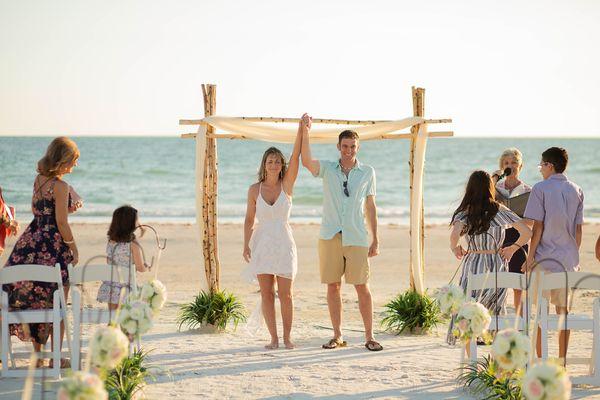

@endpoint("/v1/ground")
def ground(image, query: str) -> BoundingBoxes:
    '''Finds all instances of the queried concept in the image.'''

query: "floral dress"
[96,241,132,304]
[2,177,74,344]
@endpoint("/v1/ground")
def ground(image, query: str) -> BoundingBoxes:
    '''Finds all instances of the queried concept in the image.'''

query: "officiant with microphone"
[492,148,532,315]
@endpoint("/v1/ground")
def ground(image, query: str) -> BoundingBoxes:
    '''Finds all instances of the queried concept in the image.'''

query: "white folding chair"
[1,263,68,378]
[68,263,135,370]
[533,271,600,385]
[466,271,527,362]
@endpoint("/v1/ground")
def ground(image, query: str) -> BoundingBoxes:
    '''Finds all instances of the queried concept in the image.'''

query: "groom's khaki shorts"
[318,233,370,285]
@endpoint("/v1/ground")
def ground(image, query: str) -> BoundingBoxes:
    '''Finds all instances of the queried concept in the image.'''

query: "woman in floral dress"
[3,136,81,367]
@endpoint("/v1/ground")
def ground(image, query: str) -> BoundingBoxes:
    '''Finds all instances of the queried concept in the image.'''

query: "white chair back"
[68,263,136,371]
[1,263,67,378]
[68,263,134,286]
[466,271,525,294]
[538,271,600,291]
[0,264,63,286]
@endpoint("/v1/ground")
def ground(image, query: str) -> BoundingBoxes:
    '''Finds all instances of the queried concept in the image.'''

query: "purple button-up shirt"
[524,173,584,272]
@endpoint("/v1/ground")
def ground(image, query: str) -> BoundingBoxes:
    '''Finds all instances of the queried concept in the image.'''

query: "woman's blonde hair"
[37,137,80,177]
[257,147,287,182]
[498,147,523,170]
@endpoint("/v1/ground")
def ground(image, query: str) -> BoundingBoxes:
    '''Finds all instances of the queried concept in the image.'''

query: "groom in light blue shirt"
[300,114,382,352]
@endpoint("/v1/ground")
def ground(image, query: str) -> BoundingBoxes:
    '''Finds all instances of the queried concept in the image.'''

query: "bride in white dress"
[242,114,309,349]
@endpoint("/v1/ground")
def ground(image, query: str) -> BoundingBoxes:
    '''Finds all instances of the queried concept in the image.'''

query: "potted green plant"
[381,289,441,335]
[177,290,246,333]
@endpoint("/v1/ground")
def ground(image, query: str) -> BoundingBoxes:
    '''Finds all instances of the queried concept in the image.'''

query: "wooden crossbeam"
[179,117,452,126]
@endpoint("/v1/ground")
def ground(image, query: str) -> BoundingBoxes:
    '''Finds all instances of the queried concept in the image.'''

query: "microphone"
[496,167,512,180]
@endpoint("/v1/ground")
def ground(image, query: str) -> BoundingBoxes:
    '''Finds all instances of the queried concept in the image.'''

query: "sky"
[1,0,599,137]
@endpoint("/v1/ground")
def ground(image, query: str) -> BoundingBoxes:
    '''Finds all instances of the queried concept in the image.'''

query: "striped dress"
[447,206,521,345]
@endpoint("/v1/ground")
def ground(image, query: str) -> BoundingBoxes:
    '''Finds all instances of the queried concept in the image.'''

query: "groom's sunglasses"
[342,180,349,197]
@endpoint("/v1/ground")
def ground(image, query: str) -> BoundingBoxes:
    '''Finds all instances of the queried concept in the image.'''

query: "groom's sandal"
[365,340,383,351]
[322,338,347,349]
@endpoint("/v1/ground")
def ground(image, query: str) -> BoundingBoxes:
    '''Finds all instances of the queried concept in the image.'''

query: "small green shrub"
[177,290,246,331]
[381,290,441,334]
[105,348,154,400]
[457,355,523,400]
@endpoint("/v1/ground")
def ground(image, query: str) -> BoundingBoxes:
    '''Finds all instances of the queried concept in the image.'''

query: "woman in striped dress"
[447,170,532,345]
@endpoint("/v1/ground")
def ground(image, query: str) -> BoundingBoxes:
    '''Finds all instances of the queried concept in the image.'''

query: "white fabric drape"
[202,116,425,143]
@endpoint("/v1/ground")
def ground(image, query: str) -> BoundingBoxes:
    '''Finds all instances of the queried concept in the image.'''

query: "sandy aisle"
[1,223,600,399]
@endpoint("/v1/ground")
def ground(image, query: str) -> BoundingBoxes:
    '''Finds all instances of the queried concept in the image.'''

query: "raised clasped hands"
[300,113,312,131]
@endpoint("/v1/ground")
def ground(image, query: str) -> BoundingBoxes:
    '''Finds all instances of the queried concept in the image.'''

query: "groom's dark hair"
[338,130,359,144]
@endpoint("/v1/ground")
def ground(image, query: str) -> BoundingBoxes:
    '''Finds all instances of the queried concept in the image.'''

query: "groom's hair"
[338,130,359,144]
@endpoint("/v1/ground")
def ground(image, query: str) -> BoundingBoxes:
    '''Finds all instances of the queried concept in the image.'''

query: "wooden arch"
[181,84,453,294]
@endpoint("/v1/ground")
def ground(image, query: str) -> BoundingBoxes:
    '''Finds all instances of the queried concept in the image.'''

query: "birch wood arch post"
[198,84,220,293]
[182,84,453,295]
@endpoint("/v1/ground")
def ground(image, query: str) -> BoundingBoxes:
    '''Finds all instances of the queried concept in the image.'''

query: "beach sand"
[1,222,600,399]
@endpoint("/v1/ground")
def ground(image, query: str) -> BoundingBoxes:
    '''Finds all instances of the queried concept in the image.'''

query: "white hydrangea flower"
[491,329,530,371]
[89,326,129,369]
[435,284,466,316]
[57,371,108,400]
[118,299,153,336]
[453,301,491,341]
[134,279,167,315]
[522,361,571,400]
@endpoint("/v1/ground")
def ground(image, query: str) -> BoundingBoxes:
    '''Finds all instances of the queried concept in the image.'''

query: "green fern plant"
[177,290,246,331]
[105,348,155,400]
[381,290,442,334]
[457,355,523,400]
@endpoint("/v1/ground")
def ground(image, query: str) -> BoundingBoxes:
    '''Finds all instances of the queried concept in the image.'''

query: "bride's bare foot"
[265,339,279,350]
[283,339,295,349]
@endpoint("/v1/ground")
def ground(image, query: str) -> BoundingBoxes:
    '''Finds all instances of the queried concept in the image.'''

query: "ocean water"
[0,137,598,225]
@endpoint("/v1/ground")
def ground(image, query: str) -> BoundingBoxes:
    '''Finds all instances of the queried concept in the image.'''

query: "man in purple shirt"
[524,147,584,360]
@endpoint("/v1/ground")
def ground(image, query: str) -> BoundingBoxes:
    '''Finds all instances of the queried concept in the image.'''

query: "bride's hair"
[451,170,499,236]
[258,147,287,182]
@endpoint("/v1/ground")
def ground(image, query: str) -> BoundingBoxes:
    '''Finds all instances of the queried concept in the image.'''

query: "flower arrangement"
[138,279,167,315]
[491,329,530,371]
[57,371,108,400]
[89,325,130,370]
[118,299,154,337]
[453,300,491,341]
[522,361,571,400]
[435,284,466,316]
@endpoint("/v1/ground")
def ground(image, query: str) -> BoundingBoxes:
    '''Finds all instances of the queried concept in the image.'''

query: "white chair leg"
[593,300,600,379]
[469,338,477,363]
[53,292,61,378]
[541,302,549,360]
[8,333,15,369]
[72,289,81,371]
[1,293,10,376]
